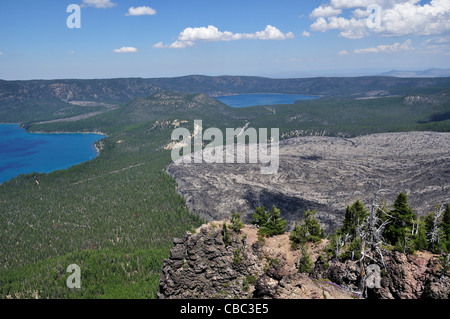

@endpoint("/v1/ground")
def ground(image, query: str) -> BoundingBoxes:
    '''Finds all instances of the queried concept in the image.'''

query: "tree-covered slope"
[0,80,449,299]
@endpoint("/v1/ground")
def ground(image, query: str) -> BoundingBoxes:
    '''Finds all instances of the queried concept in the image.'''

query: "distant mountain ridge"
[380,68,450,78]
[2,75,450,122]
[2,76,449,104]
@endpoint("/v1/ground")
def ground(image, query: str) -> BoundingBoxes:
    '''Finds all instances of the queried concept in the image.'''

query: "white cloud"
[302,31,311,37]
[311,16,367,39]
[154,25,294,49]
[310,5,342,18]
[153,41,193,49]
[126,6,157,16]
[354,39,413,53]
[153,42,165,49]
[309,0,450,39]
[0,51,3,55]
[249,25,295,40]
[423,36,450,46]
[113,46,138,53]
[177,25,236,42]
[434,37,450,44]
[338,50,349,55]
[330,0,376,9]
[421,35,450,53]
[81,0,116,9]
[352,7,371,18]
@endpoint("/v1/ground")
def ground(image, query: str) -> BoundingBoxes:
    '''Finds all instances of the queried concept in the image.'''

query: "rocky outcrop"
[157,222,262,299]
[157,222,357,299]
[158,221,450,299]
[422,276,450,299]
[311,250,450,299]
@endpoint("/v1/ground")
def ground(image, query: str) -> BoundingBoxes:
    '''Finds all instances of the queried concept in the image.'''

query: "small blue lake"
[0,124,104,184]
[215,93,319,108]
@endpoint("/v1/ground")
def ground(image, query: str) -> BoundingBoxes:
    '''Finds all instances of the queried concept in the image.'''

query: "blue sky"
[0,0,449,80]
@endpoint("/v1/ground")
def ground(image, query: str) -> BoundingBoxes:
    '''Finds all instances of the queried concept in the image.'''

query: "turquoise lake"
[0,124,104,184]
[215,93,319,108]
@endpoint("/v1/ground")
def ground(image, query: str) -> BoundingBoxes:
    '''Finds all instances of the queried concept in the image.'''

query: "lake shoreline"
[27,129,107,137]
[24,128,106,156]
[0,124,105,184]
[215,93,320,108]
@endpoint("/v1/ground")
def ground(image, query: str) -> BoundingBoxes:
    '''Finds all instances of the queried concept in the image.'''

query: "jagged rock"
[422,276,450,299]
[326,261,360,288]
[266,262,290,281]
[253,262,290,298]
[253,274,279,298]
[158,222,262,299]
[374,251,450,299]
[158,222,359,299]
[311,250,450,299]
[169,244,187,260]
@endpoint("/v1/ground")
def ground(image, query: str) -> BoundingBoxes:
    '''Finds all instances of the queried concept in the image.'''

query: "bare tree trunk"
[359,181,390,297]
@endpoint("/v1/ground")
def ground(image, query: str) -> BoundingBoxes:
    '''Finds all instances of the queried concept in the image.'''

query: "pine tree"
[252,206,269,228]
[340,237,362,261]
[298,245,313,273]
[258,205,287,237]
[230,212,244,233]
[325,231,344,260]
[289,209,324,249]
[384,193,417,247]
[303,209,325,241]
[233,248,242,265]
[341,200,368,238]
[289,221,308,249]
[222,222,232,246]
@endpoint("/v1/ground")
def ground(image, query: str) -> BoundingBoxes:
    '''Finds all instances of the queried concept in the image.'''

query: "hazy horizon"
[2,67,450,82]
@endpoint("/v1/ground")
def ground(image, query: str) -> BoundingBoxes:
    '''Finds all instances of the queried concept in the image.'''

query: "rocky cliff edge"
[158,221,449,299]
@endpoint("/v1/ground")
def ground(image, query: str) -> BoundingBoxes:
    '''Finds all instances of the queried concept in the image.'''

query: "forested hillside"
[0,78,449,298]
